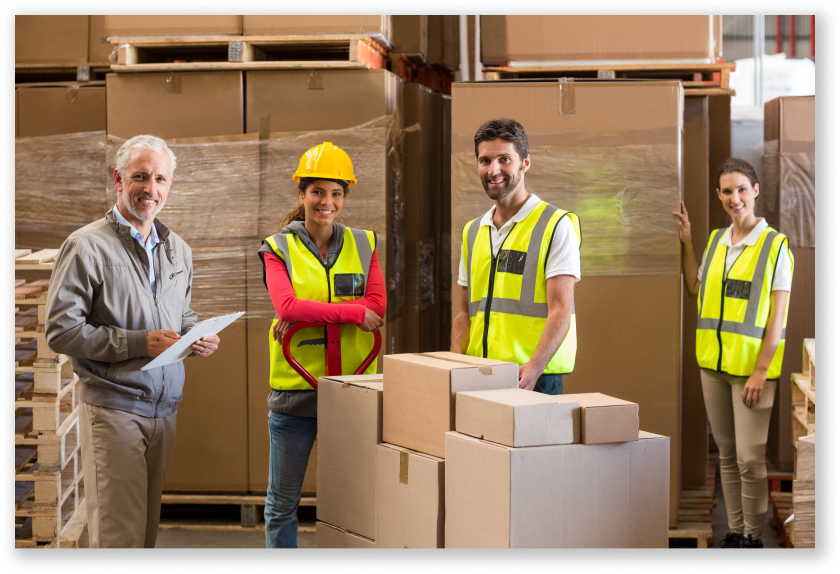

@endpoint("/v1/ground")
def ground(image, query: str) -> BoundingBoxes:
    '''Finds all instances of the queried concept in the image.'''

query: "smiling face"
[114,149,172,226]
[477,139,530,201]
[717,171,759,222]
[300,179,345,228]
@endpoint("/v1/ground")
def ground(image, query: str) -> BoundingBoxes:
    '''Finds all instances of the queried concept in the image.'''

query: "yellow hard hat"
[293,142,357,187]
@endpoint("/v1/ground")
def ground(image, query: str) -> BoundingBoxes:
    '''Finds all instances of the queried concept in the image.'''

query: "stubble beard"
[482,166,523,201]
[121,193,166,222]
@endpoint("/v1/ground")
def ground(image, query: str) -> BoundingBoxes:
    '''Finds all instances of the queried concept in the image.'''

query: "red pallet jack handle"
[281,322,382,391]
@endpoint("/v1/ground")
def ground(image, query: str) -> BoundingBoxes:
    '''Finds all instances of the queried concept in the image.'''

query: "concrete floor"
[155,464,788,549]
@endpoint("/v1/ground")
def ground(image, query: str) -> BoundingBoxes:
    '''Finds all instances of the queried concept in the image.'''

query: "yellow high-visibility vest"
[259,227,377,391]
[462,201,581,374]
[696,226,793,379]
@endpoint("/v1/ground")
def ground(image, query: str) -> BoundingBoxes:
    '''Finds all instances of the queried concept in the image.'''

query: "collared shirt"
[696,218,792,291]
[113,204,160,293]
[457,193,581,286]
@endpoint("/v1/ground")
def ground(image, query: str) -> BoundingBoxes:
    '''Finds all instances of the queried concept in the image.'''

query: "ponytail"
[277,204,306,231]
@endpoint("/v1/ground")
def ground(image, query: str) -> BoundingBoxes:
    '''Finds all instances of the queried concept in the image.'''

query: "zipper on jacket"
[169,270,184,280]
[482,224,516,359]
[715,245,730,373]
[152,246,166,416]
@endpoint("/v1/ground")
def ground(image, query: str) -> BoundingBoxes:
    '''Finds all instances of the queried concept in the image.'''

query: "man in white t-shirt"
[450,118,581,395]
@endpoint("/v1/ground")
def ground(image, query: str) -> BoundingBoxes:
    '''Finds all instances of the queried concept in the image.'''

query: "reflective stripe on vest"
[463,201,581,374]
[262,227,377,391]
[695,226,792,379]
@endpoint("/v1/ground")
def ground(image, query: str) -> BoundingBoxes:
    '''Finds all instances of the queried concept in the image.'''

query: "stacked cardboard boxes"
[763,96,816,471]
[480,16,720,64]
[446,388,669,547]
[450,80,685,526]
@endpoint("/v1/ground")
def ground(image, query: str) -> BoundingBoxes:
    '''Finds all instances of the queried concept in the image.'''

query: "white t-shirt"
[458,194,581,287]
[696,218,792,292]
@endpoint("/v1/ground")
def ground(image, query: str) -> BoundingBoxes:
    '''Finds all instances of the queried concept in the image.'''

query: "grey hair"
[116,135,177,180]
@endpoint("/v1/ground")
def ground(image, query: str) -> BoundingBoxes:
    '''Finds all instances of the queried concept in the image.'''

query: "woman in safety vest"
[257,142,386,548]
[673,158,793,549]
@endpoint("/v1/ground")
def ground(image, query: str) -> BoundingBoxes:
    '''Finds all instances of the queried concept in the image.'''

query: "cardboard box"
[88,15,113,63]
[375,443,444,548]
[562,393,639,444]
[455,388,580,447]
[480,16,716,63]
[450,79,684,525]
[427,16,460,70]
[105,15,242,36]
[244,69,400,133]
[106,71,244,139]
[763,96,815,471]
[391,16,428,61]
[16,86,106,138]
[316,375,383,540]
[242,15,390,40]
[445,430,670,548]
[383,352,518,457]
[316,521,375,548]
[16,15,89,64]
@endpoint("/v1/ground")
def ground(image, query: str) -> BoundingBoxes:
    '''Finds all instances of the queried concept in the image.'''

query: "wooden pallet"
[16,409,81,472]
[159,492,316,530]
[802,339,815,390]
[15,354,74,393]
[482,62,736,96]
[769,491,795,548]
[391,53,454,94]
[16,374,81,434]
[108,34,388,72]
[670,452,717,547]
[15,63,111,84]
[790,373,815,450]
[16,469,85,544]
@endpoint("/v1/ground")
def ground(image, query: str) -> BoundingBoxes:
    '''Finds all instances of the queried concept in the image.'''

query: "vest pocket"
[334,273,365,297]
[725,279,751,300]
[497,249,527,275]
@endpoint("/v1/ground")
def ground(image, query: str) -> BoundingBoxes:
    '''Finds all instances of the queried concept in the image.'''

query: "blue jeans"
[535,373,563,395]
[265,411,317,548]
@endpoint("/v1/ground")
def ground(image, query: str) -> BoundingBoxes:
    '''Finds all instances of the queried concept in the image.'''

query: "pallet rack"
[14,249,88,548]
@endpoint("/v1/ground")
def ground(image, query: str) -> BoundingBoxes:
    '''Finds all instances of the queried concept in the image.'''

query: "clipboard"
[141,311,244,371]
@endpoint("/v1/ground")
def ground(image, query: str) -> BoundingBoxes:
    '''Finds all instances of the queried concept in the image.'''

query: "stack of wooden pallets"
[14,249,88,548]
[790,339,815,449]
[669,452,717,548]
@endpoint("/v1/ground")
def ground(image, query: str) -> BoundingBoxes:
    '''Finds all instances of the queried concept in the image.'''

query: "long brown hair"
[277,177,350,231]
[716,158,759,190]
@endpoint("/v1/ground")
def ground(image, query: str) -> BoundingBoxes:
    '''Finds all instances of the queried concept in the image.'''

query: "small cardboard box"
[16,85,106,138]
[455,388,580,447]
[316,522,375,549]
[382,352,518,458]
[445,430,669,548]
[316,375,383,541]
[375,443,444,548]
[563,393,639,444]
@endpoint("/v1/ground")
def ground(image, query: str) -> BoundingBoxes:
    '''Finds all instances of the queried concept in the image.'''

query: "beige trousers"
[700,369,776,538]
[79,401,177,548]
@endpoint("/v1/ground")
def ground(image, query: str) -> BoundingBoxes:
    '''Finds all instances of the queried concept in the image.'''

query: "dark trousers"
[535,373,563,395]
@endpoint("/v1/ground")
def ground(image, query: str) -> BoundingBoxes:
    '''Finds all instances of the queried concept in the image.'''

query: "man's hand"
[191,334,220,358]
[147,330,181,357]
[272,320,294,343]
[518,361,542,391]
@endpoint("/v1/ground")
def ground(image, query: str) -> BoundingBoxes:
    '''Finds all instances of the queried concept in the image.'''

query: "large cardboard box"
[316,375,383,540]
[105,15,242,36]
[16,15,89,64]
[16,86,106,138]
[451,80,684,525]
[106,71,244,139]
[383,352,518,458]
[763,96,815,470]
[445,430,670,548]
[375,443,445,548]
[681,96,711,489]
[88,15,113,63]
[316,522,375,548]
[391,16,428,61]
[427,16,460,70]
[480,16,716,64]
[242,15,390,40]
[455,388,580,447]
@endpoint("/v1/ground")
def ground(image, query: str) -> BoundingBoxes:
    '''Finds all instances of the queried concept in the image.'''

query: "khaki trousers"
[700,369,776,538]
[79,401,177,548]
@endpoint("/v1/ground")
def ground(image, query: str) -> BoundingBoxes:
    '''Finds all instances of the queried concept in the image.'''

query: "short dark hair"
[716,158,759,190]
[474,118,529,161]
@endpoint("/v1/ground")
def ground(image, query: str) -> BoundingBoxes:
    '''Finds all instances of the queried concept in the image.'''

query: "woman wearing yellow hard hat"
[257,142,386,548]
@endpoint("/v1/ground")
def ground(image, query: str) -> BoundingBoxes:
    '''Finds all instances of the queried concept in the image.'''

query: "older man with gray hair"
[46,134,220,548]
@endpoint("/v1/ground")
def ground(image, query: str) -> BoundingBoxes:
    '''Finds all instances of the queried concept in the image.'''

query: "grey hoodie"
[46,208,197,418]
